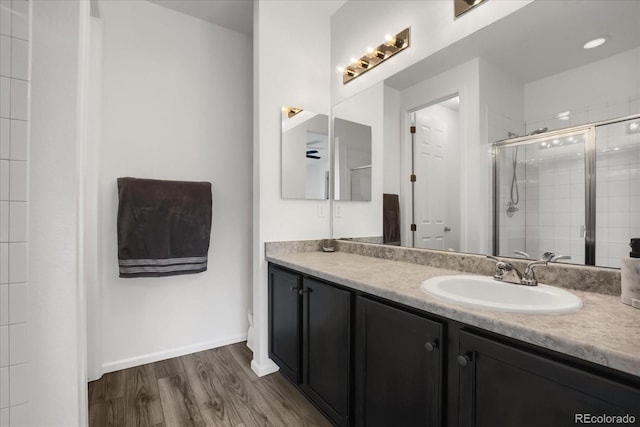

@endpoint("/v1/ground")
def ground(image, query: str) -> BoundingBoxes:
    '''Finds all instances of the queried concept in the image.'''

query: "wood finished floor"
[88,342,332,427]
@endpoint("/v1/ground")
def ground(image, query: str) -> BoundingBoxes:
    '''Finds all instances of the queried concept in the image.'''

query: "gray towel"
[117,177,212,278]
[383,193,401,245]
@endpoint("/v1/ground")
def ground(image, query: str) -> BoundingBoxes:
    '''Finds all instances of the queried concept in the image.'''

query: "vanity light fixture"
[282,106,302,118]
[583,37,607,50]
[340,27,410,84]
[454,0,486,17]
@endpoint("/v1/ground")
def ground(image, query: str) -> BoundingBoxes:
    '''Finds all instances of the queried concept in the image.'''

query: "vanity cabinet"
[268,263,640,427]
[268,267,301,383]
[268,266,351,427]
[355,296,443,427]
[456,330,640,427]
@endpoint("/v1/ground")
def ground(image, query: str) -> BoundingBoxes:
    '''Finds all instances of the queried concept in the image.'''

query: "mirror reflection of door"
[412,96,461,251]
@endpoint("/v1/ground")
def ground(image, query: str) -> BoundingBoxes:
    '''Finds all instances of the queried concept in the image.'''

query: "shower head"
[528,127,548,136]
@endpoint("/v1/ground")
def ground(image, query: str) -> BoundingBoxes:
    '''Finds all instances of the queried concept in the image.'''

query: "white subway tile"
[8,283,24,324]
[8,202,25,242]
[0,201,6,241]
[0,366,7,408]
[9,79,26,120]
[9,402,28,426]
[8,160,25,201]
[610,227,631,243]
[9,363,27,405]
[0,284,6,325]
[0,406,6,427]
[10,37,26,81]
[0,119,8,159]
[0,77,9,118]
[0,160,7,200]
[0,36,9,77]
[0,1,10,36]
[9,1,27,41]
[552,240,571,255]
[0,244,6,283]
[609,211,630,229]
[0,326,6,366]
[608,258,622,269]
[8,242,25,283]
[9,119,25,160]
[8,322,26,364]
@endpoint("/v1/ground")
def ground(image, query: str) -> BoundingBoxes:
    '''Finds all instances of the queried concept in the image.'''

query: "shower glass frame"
[492,113,640,266]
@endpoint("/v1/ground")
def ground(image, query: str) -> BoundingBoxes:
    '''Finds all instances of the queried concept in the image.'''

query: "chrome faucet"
[521,260,547,286]
[486,256,523,285]
[488,253,572,286]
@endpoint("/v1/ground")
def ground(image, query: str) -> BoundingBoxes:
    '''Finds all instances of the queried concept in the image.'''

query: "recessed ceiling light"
[583,37,607,49]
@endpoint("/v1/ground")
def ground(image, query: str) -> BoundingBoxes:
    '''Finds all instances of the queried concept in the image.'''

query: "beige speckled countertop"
[266,251,640,377]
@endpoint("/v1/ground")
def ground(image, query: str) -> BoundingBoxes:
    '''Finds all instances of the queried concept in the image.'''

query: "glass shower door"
[594,118,640,268]
[495,130,588,264]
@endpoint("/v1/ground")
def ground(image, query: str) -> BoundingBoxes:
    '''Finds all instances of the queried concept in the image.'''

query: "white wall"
[252,0,338,376]
[383,85,401,196]
[333,83,383,239]
[30,0,89,425]
[525,47,640,132]
[0,0,31,424]
[397,59,482,253]
[97,0,252,373]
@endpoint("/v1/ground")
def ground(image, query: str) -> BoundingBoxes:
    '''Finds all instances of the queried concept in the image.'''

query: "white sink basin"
[420,275,582,315]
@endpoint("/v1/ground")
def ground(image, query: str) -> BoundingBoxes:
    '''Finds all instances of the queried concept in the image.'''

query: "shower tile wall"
[0,0,30,424]
[595,120,640,268]
[488,108,525,256]
[497,145,527,257]
[523,141,586,264]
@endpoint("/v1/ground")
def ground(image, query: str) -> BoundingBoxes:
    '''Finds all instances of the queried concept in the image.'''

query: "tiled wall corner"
[0,0,30,424]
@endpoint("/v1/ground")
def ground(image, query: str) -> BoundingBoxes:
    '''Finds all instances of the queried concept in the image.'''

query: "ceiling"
[148,0,254,35]
[386,0,640,90]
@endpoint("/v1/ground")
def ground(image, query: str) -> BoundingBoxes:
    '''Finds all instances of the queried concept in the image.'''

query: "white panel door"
[415,114,448,249]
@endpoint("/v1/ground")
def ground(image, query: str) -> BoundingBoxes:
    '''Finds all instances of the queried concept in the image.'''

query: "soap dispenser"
[621,238,640,309]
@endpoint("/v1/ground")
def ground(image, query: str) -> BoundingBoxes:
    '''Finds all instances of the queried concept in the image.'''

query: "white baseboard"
[101,332,248,375]
[251,358,280,377]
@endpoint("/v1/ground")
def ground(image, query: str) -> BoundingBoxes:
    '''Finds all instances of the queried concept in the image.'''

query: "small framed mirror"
[334,117,372,201]
[281,107,329,200]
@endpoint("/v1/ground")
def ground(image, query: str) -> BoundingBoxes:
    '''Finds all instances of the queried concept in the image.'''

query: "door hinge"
[410,126,416,134]
[410,224,417,232]
[410,174,416,182]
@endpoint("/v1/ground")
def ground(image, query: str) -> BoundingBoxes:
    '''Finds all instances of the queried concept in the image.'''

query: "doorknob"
[444,226,451,232]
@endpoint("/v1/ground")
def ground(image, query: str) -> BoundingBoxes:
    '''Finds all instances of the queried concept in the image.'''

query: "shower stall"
[493,114,640,268]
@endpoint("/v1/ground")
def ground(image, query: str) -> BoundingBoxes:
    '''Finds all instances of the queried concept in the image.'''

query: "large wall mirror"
[281,108,329,200]
[331,0,640,269]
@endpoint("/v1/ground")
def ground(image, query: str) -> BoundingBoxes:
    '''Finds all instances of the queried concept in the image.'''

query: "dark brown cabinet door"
[301,277,352,427]
[355,296,443,427]
[268,266,301,383]
[457,330,640,427]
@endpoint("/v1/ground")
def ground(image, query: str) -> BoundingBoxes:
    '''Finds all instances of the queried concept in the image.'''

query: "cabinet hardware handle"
[424,341,438,352]
[457,354,472,367]
[299,289,311,295]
